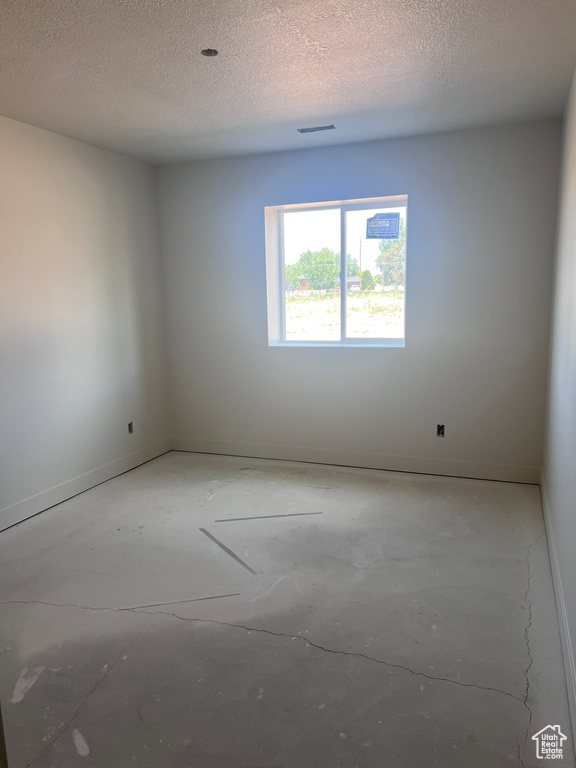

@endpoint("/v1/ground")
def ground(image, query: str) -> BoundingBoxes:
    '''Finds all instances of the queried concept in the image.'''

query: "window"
[265,196,407,347]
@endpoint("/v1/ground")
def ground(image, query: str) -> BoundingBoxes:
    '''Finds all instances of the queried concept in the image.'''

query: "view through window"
[279,197,407,345]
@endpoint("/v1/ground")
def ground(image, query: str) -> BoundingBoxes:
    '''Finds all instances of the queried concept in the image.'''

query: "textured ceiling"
[1,0,576,163]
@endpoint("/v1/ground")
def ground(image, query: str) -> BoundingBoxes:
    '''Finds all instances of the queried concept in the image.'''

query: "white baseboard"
[1,437,538,533]
[172,437,539,484]
[0,438,173,532]
[540,473,576,745]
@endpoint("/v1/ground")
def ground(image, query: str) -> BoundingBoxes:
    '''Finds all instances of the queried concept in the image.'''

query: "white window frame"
[264,195,407,347]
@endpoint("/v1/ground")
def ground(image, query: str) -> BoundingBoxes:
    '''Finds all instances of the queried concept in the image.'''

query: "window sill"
[269,340,405,348]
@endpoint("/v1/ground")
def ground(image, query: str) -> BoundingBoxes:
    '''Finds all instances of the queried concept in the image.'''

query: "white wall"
[543,75,576,735]
[158,120,561,483]
[0,116,170,529]
[0,117,561,531]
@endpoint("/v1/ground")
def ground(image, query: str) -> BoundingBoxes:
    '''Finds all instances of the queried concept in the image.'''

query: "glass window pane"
[345,207,406,339]
[283,208,341,341]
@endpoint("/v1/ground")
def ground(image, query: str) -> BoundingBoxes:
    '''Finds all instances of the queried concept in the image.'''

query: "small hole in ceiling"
[201,49,219,57]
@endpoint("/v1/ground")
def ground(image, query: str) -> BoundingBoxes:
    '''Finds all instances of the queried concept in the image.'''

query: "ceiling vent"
[297,125,336,134]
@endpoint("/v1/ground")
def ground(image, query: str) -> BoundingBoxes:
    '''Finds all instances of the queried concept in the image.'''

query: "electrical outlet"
[128,422,134,434]
[437,424,445,437]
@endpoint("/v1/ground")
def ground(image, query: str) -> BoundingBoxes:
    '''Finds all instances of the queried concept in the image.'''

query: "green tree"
[346,255,360,277]
[361,269,375,290]
[284,263,302,290]
[376,221,406,289]
[297,247,340,290]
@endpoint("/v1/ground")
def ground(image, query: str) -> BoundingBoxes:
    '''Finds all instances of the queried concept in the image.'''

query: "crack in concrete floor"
[0,456,560,767]
[2,594,536,767]
[522,535,542,738]
[24,630,142,767]
[0,597,531,708]
[0,533,544,766]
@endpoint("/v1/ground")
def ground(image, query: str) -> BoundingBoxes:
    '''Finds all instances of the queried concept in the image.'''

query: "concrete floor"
[0,452,573,768]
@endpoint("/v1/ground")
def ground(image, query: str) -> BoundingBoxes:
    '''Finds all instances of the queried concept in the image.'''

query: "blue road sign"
[366,212,400,239]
